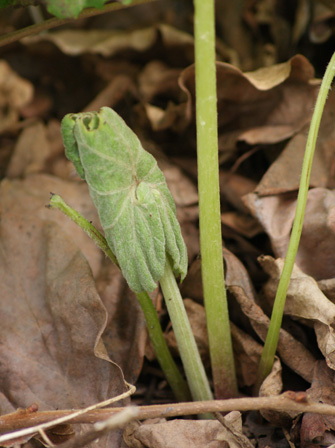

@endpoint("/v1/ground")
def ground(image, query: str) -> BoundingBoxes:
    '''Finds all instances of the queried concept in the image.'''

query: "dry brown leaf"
[124,412,251,448]
[254,90,335,195]
[229,285,315,383]
[0,174,148,448]
[180,257,203,302]
[300,361,335,448]
[260,256,335,371]
[138,61,182,104]
[230,322,263,388]
[0,193,126,447]
[0,60,33,133]
[6,121,51,178]
[221,212,263,238]
[259,358,298,427]
[244,188,335,280]
[23,28,158,57]
[23,24,194,60]
[179,55,318,154]
[309,1,335,43]
[220,172,258,214]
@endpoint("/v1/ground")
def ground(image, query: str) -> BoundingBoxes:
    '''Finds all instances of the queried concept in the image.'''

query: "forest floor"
[1,1,335,447]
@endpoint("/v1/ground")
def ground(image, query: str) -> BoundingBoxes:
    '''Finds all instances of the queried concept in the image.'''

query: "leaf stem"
[159,257,213,408]
[0,0,156,48]
[193,0,237,398]
[255,51,335,391]
[49,194,191,402]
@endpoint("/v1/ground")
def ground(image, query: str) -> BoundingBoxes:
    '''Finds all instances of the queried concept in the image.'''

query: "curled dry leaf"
[179,54,318,154]
[260,256,335,371]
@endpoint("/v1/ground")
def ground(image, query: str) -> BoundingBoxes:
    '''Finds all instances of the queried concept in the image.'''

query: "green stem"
[49,194,190,402]
[0,0,156,48]
[255,52,335,391]
[193,0,237,398]
[159,257,213,407]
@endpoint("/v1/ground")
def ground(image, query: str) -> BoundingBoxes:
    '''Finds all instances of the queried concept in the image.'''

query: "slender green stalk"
[255,52,335,391]
[49,193,118,265]
[0,0,156,48]
[49,194,191,402]
[159,257,213,410]
[193,0,237,398]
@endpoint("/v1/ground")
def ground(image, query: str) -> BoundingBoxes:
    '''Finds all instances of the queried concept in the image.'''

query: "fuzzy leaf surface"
[61,107,187,293]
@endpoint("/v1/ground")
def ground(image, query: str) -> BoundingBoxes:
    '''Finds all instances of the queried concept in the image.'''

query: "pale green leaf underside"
[61,107,187,293]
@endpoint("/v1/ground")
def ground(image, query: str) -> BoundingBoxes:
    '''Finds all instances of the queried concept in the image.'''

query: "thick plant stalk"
[159,257,213,406]
[255,51,335,391]
[193,0,237,398]
[49,194,191,403]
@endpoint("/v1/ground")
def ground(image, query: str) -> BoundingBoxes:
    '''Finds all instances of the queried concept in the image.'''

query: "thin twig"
[0,383,136,445]
[1,392,335,444]
[51,407,139,448]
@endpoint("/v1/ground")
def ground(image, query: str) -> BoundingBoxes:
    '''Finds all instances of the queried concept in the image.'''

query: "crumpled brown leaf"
[123,412,252,448]
[260,256,335,371]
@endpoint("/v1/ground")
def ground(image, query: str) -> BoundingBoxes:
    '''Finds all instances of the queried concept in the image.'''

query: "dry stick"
[48,407,139,448]
[2,392,335,442]
[0,0,157,48]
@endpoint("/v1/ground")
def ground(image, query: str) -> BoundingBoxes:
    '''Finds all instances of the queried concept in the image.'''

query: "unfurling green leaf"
[61,107,187,293]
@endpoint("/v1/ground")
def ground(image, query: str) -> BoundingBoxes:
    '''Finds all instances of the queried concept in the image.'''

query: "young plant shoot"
[59,107,213,403]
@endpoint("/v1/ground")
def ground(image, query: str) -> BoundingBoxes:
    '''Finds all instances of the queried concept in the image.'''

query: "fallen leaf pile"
[1,1,335,447]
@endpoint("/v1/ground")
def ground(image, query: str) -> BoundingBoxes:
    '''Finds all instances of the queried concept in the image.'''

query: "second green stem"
[160,257,213,406]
